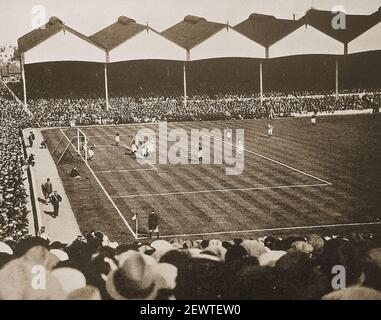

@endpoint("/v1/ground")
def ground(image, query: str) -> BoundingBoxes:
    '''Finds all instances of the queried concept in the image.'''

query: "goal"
[53,127,90,165]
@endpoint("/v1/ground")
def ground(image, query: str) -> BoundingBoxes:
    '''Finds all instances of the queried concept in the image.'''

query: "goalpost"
[77,127,89,164]
[52,125,138,239]
[54,127,90,165]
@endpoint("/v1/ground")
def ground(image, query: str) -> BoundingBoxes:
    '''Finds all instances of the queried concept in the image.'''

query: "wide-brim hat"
[106,251,166,300]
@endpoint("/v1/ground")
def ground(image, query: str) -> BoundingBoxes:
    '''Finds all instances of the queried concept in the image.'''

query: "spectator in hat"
[322,286,381,300]
[224,265,277,300]
[40,140,47,149]
[274,251,331,299]
[175,257,223,300]
[27,154,35,167]
[41,178,53,200]
[50,191,62,218]
[363,248,381,291]
[38,226,50,241]
[0,247,65,299]
[106,251,169,300]
[28,132,33,147]
[318,239,365,287]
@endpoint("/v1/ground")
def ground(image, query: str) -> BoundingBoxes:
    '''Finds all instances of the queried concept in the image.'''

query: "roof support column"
[335,58,339,99]
[20,53,27,107]
[259,61,263,106]
[183,62,187,108]
[183,51,190,108]
[104,52,110,111]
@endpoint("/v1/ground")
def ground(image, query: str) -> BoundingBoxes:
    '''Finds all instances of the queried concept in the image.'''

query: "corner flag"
[132,213,138,238]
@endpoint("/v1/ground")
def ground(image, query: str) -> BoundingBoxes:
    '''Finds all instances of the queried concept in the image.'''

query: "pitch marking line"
[110,183,330,199]
[197,131,333,186]
[59,128,137,239]
[94,168,157,174]
[75,127,333,186]
[82,135,115,138]
[121,144,158,170]
[61,126,332,238]
[61,129,157,170]
[149,221,381,239]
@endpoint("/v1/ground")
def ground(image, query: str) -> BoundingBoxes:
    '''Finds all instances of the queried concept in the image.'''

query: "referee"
[148,209,159,239]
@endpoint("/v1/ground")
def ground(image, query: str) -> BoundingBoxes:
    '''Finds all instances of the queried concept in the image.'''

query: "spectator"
[0,81,33,242]
[363,248,381,291]
[0,229,380,300]
[38,226,50,241]
[50,191,62,218]
[22,90,381,127]
[40,140,47,148]
[28,132,34,147]
[27,154,35,167]
[41,178,53,200]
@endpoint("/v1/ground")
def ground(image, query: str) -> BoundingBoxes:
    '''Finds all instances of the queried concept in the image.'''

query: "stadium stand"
[24,91,381,126]
[0,81,34,242]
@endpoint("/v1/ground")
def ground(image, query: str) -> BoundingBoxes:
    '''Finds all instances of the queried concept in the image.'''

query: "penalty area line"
[110,182,330,199]
[94,168,158,174]
[121,144,158,170]
[71,125,333,185]
[197,131,333,186]
[58,128,137,239]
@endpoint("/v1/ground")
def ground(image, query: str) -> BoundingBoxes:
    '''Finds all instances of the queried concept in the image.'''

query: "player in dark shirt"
[148,210,159,238]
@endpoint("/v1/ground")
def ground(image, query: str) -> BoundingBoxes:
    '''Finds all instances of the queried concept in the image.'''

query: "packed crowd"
[0,230,380,300]
[27,91,381,126]
[0,82,34,242]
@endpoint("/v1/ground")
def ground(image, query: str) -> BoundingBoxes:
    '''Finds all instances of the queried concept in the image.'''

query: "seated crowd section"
[0,81,380,299]
[0,82,35,243]
[26,90,381,126]
[0,230,380,300]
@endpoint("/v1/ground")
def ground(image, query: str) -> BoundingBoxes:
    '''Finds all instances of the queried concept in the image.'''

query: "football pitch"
[43,114,381,242]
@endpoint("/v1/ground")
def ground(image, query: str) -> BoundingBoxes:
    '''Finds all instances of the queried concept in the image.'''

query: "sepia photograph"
[0,0,380,304]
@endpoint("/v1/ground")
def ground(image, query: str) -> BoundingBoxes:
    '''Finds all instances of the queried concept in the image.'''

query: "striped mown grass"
[42,114,381,243]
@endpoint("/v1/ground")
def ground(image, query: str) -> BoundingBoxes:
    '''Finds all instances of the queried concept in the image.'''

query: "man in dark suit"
[42,178,53,200]
[50,191,62,218]
[27,154,35,166]
[148,210,159,239]
[28,132,34,147]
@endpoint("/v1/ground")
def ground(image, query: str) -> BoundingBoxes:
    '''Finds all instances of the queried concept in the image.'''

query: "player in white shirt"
[83,138,88,158]
[131,143,137,155]
[267,124,273,137]
[83,138,88,150]
[226,128,232,142]
[115,131,120,147]
[88,147,95,161]
[141,143,148,158]
[237,140,244,158]
[311,114,317,125]
[147,138,155,156]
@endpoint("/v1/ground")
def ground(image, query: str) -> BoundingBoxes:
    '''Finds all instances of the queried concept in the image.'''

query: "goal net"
[53,127,90,165]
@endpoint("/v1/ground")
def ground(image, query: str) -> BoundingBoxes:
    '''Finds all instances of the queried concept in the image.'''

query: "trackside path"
[24,129,81,243]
